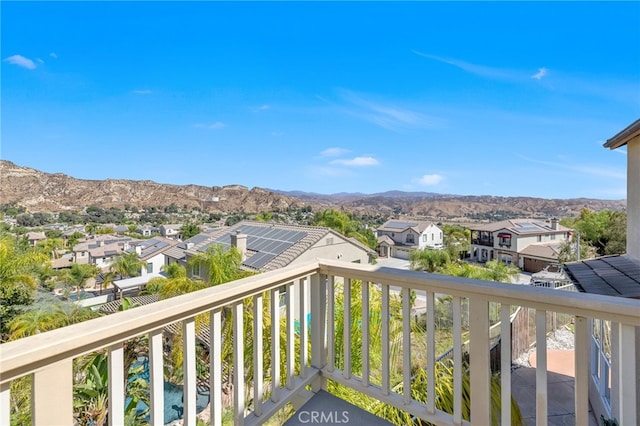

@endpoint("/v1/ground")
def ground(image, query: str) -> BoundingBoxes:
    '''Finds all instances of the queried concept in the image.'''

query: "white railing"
[1,259,639,426]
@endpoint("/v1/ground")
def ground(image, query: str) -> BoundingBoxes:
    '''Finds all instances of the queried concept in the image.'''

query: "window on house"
[431,234,434,241]
[440,232,443,240]
[537,236,542,242]
[147,262,153,273]
[192,262,200,277]
[326,237,334,245]
[551,234,556,240]
[406,234,414,243]
[423,235,427,242]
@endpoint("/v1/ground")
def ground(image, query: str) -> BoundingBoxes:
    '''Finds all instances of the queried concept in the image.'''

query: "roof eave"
[603,118,640,150]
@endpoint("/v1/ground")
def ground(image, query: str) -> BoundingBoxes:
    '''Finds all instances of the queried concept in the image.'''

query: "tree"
[312,209,377,249]
[188,244,246,286]
[0,235,49,337]
[63,263,100,297]
[410,248,450,273]
[562,209,626,256]
[180,222,201,240]
[110,251,145,278]
[442,225,471,260]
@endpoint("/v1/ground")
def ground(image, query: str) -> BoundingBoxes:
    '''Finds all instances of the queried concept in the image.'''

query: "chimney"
[231,231,247,262]
[551,218,558,230]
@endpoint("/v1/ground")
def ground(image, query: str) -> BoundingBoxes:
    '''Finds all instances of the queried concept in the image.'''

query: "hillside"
[0,161,303,213]
[0,160,626,219]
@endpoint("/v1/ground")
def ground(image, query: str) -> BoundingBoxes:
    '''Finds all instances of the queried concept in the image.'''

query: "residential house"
[468,218,572,272]
[26,231,46,247]
[137,225,155,237]
[131,236,180,276]
[159,223,183,240]
[376,220,443,259]
[184,220,375,276]
[72,235,135,269]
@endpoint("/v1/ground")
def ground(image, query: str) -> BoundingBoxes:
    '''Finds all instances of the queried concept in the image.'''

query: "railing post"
[574,316,589,426]
[1,381,9,426]
[535,310,548,426]
[149,328,164,426]
[183,316,197,426]
[32,359,73,425]
[210,308,223,426]
[108,344,124,426]
[618,323,637,425]
[233,302,245,425]
[469,296,490,425]
[310,272,327,392]
[500,304,512,426]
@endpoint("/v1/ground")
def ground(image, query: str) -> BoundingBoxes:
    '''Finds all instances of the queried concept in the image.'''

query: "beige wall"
[292,234,371,266]
[628,137,639,259]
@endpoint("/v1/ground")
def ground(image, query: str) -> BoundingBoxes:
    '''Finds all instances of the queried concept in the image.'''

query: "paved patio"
[512,349,598,426]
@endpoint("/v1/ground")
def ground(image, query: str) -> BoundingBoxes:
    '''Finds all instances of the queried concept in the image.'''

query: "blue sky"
[2,2,638,200]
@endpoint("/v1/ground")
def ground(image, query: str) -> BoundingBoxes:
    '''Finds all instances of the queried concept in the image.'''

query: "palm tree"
[410,248,450,273]
[110,251,145,279]
[63,263,100,298]
[188,244,246,285]
[0,235,50,337]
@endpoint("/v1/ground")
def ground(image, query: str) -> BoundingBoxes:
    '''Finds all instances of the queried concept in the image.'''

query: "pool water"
[128,358,210,424]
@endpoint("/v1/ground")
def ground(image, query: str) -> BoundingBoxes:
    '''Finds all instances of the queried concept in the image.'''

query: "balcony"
[1,260,639,425]
[471,238,494,247]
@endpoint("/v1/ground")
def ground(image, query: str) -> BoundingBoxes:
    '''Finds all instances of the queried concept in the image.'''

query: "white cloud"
[3,54,37,70]
[36,58,44,64]
[415,174,444,186]
[252,104,271,112]
[330,156,380,167]
[337,89,440,131]
[413,50,515,80]
[531,67,549,80]
[321,147,350,157]
[133,89,153,95]
[195,122,227,129]
[49,52,58,59]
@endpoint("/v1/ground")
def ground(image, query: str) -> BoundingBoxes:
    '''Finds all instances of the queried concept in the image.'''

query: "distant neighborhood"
[2,199,625,309]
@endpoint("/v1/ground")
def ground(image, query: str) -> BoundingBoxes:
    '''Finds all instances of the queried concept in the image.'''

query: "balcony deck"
[1,259,638,425]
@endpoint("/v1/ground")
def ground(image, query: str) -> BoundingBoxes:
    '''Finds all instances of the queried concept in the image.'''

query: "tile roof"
[186,220,370,272]
[519,242,563,259]
[564,255,640,298]
[377,220,436,234]
[135,236,179,261]
[469,219,570,235]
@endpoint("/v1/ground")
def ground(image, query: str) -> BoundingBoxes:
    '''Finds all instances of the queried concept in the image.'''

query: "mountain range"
[0,160,626,221]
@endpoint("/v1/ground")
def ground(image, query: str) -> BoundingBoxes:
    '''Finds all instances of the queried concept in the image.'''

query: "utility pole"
[576,231,581,261]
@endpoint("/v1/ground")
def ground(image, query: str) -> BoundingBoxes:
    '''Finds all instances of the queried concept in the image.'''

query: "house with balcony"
[2,121,639,426]
[468,218,572,272]
[376,219,443,259]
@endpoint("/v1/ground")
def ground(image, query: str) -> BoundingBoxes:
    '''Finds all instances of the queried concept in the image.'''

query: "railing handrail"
[319,260,640,325]
[0,260,321,385]
[3,258,640,386]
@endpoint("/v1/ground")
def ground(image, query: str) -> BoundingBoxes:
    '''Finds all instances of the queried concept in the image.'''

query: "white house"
[376,220,443,259]
[132,236,180,276]
[159,224,183,240]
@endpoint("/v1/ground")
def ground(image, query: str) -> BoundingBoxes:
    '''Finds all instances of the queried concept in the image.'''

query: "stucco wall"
[628,137,639,259]
[292,235,371,266]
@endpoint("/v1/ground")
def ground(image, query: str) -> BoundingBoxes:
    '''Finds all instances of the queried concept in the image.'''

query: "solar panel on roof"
[385,220,418,229]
